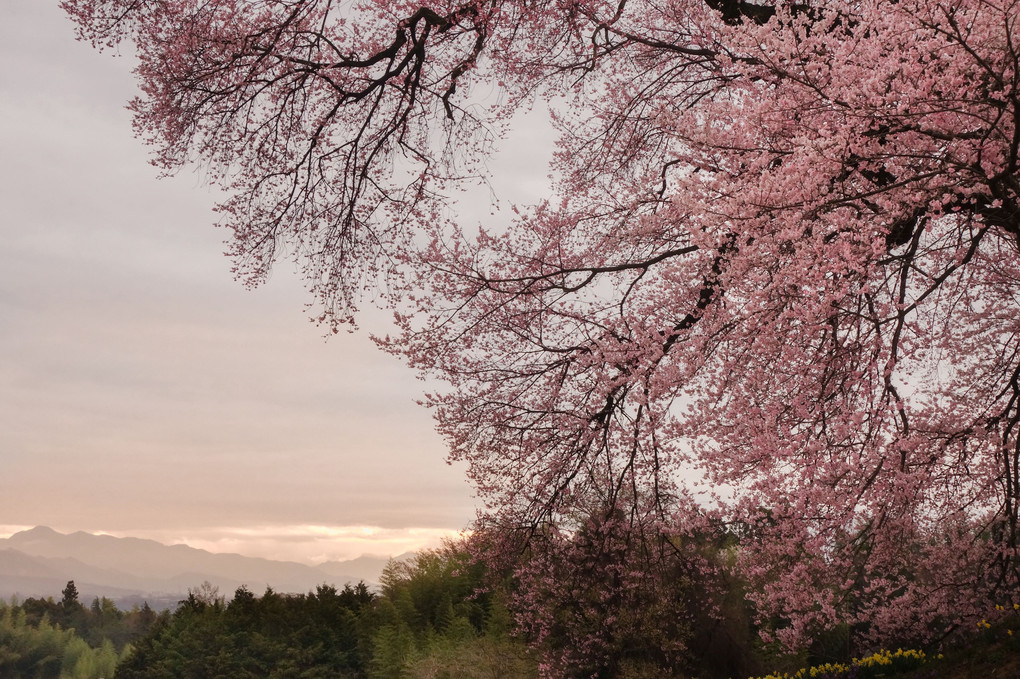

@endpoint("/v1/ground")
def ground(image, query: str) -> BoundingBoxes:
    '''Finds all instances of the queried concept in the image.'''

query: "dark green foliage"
[116,582,375,679]
[109,542,537,679]
[20,597,63,629]
[59,582,79,613]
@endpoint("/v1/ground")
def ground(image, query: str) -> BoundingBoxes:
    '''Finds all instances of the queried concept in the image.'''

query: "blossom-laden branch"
[67,0,1020,671]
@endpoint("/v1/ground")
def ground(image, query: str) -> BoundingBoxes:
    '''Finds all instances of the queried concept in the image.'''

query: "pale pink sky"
[0,2,551,564]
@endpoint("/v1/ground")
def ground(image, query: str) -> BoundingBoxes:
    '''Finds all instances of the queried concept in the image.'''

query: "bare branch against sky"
[0,1,551,564]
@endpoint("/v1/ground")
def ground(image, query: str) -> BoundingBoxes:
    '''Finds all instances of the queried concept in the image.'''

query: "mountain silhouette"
[0,527,396,609]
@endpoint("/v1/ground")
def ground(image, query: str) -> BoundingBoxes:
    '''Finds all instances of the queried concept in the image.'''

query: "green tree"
[60,582,78,609]
[117,581,375,678]
[60,581,86,633]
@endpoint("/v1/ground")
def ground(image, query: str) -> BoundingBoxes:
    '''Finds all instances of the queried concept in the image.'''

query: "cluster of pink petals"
[65,0,1020,671]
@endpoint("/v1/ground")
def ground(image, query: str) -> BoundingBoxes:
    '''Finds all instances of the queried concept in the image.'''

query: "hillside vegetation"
[2,539,1017,679]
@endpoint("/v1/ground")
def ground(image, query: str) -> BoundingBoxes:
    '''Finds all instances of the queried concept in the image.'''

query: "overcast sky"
[0,2,551,564]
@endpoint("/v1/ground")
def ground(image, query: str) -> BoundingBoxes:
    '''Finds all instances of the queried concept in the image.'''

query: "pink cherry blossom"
[64,0,1020,672]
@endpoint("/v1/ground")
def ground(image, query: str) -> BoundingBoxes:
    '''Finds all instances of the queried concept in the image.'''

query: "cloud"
[0,1,476,564]
[96,524,465,564]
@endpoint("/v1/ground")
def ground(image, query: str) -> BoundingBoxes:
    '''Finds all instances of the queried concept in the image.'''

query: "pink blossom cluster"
[64,0,1020,672]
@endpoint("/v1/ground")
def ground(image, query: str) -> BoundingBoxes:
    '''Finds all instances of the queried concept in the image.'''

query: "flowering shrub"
[754,601,1020,679]
[751,647,931,679]
[976,602,1020,640]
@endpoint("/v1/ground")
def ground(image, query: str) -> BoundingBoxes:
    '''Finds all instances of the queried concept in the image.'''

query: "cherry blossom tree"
[65,0,1019,670]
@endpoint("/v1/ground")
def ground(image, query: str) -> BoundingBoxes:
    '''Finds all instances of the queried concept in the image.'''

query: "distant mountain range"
[0,527,401,610]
